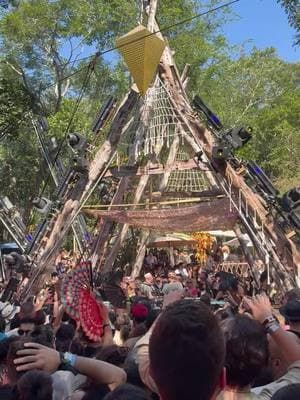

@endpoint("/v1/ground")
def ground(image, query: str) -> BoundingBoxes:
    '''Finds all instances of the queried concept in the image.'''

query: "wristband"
[262,315,276,326]
[266,321,280,334]
[58,352,78,375]
[103,323,110,329]
[63,352,77,367]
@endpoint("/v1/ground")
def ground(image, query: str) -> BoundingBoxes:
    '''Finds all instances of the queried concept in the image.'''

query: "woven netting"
[143,81,183,155]
[84,198,238,233]
[166,169,210,192]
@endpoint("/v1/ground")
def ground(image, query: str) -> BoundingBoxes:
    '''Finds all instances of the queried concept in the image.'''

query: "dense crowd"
[0,245,299,400]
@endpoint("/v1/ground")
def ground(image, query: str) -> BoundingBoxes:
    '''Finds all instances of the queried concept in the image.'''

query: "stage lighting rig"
[92,97,117,134]
[32,197,52,214]
[192,95,223,132]
[37,117,49,132]
[67,133,88,154]
[212,144,231,160]
[246,161,279,201]
[281,188,300,236]
[244,164,300,239]
[223,127,252,150]
[212,126,253,161]
[72,156,89,173]
[281,188,300,213]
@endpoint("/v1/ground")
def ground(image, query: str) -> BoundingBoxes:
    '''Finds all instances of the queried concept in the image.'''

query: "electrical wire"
[42,0,241,91]
[0,0,241,135]
[38,59,96,198]
[10,0,242,199]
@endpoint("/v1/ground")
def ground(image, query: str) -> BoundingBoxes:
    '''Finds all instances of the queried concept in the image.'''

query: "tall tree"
[278,0,300,45]
[194,47,300,191]
[0,0,137,113]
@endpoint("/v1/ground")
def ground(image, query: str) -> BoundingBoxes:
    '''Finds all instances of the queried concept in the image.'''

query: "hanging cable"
[39,0,242,92]
[0,0,242,132]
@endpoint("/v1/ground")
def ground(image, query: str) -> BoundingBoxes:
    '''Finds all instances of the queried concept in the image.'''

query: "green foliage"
[157,0,233,86]
[0,0,299,223]
[0,124,40,215]
[0,64,38,214]
[0,74,30,137]
[278,0,300,45]
[0,0,137,113]
[194,47,300,190]
[0,0,138,219]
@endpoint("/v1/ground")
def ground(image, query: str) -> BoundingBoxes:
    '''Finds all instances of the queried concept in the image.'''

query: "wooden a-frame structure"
[20,0,300,298]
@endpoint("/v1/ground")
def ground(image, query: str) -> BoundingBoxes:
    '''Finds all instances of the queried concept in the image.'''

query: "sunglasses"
[18,329,32,336]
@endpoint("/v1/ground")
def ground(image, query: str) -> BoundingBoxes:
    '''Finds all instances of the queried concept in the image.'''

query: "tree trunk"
[234,224,259,286]
[101,170,152,274]
[147,0,158,32]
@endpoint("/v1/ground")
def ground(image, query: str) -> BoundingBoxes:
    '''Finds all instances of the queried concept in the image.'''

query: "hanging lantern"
[116,25,166,96]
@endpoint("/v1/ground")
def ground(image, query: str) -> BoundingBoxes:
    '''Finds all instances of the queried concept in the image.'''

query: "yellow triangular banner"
[116,25,166,96]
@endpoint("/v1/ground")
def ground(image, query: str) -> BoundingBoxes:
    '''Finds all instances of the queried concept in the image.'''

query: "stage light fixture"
[212,144,231,160]
[32,197,52,214]
[72,156,89,173]
[224,127,253,150]
[193,95,223,131]
[246,161,279,198]
[67,133,87,153]
[281,188,300,213]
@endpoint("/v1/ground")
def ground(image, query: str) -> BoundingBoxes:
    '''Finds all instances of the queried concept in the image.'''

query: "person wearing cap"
[280,299,300,339]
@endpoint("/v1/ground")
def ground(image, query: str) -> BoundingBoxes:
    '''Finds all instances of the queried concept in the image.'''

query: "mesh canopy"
[84,198,238,233]
[166,169,210,192]
[143,82,183,154]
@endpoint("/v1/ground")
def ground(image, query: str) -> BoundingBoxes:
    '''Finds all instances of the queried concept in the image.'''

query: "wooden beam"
[149,188,224,199]
[104,158,209,178]
[156,19,299,287]
[21,90,138,298]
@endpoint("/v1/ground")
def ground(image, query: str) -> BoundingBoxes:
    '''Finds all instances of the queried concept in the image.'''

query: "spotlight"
[212,144,231,160]
[246,161,279,199]
[37,117,49,131]
[281,188,300,212]
[32,197,52,214]
[67,133,87,153]
[92,97,117,133]
[193,96,223,131]
[224,127,252,150]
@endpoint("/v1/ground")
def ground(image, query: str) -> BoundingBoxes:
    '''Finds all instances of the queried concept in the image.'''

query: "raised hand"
[14,342,60,373]
[243,294,273,323]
